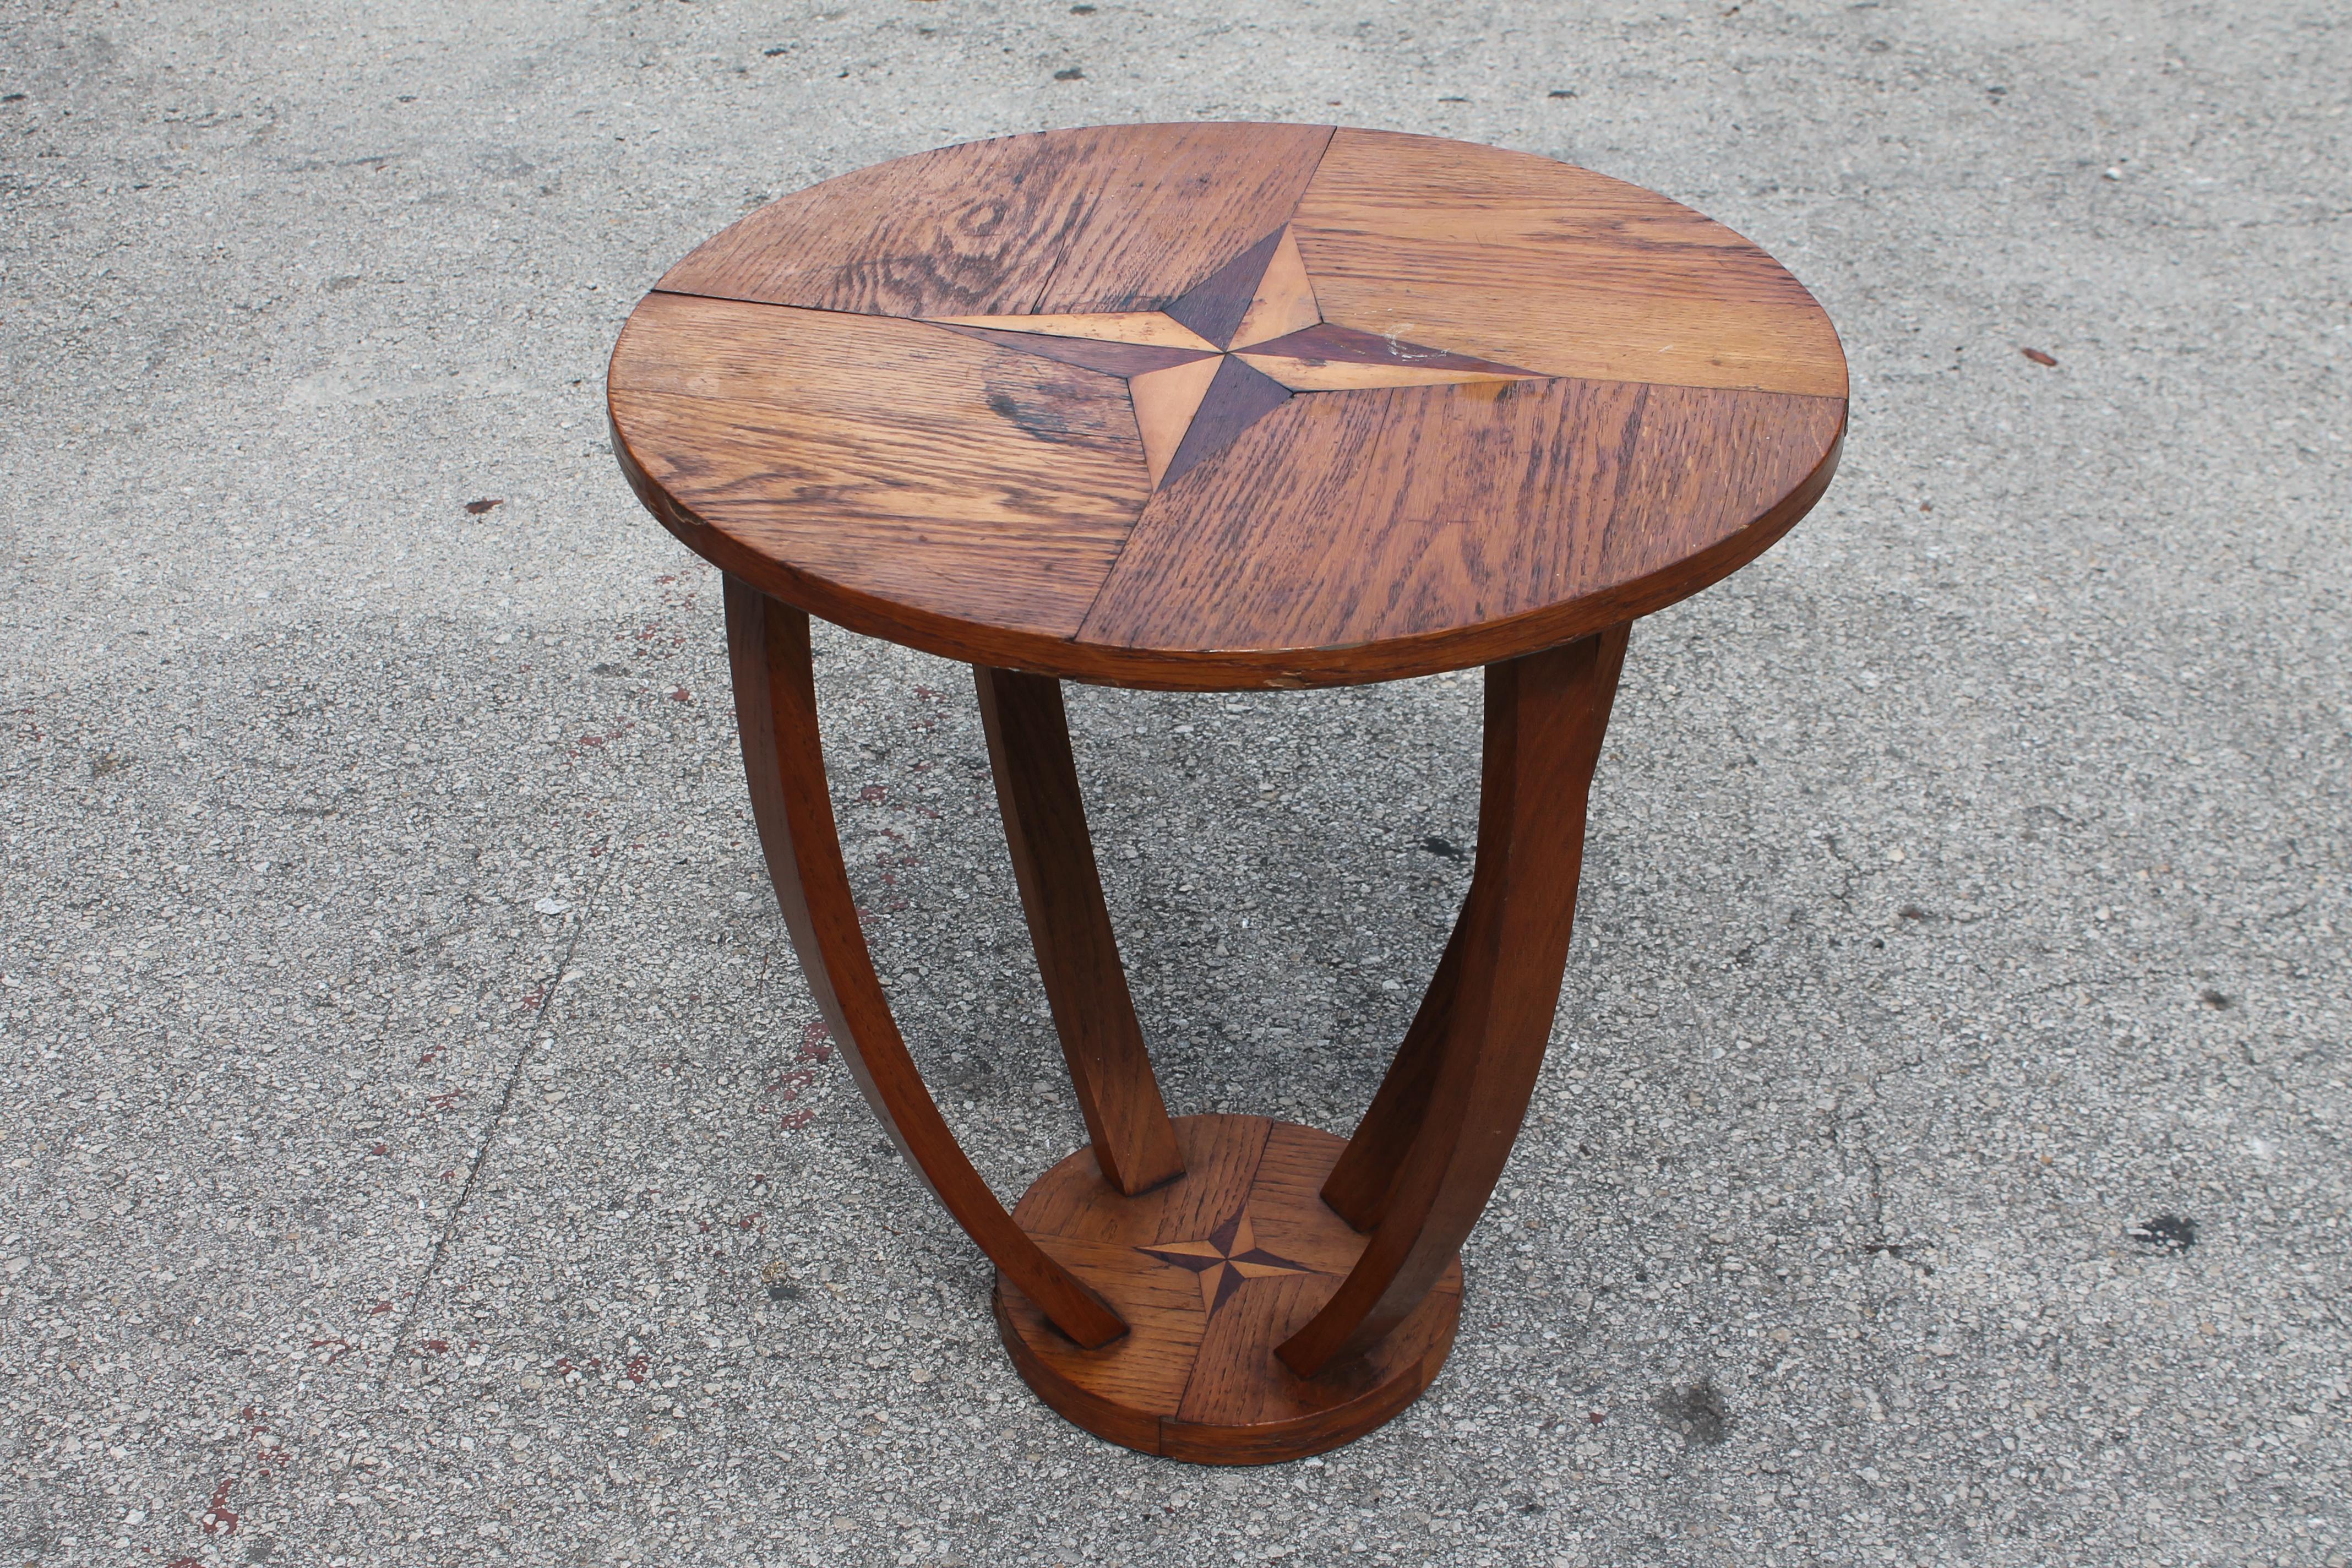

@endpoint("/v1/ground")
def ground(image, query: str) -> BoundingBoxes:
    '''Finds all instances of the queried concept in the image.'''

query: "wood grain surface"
[611,292,1148,645]
[1078,378,1844,656]
[976,667,1185,1196]
[1291,128,1848,398]
[615,122,1847,688]
[725,581,1126,1349]
[997,1115,1461,1463]
[660,123,1332,319]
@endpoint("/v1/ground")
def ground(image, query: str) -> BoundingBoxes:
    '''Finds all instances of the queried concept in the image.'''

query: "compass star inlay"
[925,225,1538,490]
[1138,1205,1319,1315]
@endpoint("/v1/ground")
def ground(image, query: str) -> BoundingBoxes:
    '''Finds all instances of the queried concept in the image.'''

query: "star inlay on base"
[995,1114,1464,1464]
[1139,1206,1316,1315]
[927,226,1537,488]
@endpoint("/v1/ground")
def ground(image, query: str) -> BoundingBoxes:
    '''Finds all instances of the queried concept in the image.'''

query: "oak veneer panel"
[1008,1117,1262,1244]
[1292,128,1847,398]
[1080,375,1620,651]
[1171,1267,1457,1439]
[1147,1115,1275,1246]
[1595,382,1850,583]
[612,292,1147,643]
[1246,1122,1380,1271]
[1015,1235,1210,1400]
[1076,377,1843,657]
[661,124,1333,320]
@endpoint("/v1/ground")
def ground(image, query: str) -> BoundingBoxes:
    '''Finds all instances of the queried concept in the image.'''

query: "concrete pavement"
[2,1,2346,1564]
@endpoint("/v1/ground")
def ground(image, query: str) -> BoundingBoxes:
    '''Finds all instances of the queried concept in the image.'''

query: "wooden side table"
[608,124,1845,1464]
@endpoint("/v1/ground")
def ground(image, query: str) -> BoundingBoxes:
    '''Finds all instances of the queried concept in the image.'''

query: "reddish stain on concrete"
[199,1476,239,1536]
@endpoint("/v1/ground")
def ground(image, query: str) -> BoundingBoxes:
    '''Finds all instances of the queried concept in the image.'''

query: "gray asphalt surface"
[3,1,2348,1565]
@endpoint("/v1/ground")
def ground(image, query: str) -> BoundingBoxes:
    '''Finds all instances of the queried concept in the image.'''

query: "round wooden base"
[995,1114,1462,1465]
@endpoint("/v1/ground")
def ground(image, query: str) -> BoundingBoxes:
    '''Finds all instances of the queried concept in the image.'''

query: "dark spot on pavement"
[2198,988,2231,1009]
[766,1281,802,1302]
[1054,67,1085,80]
[2128,1215,2196,1252]
[1420,835,1467,861]
[465,498,503,514]
[1655,1376,1727,1445]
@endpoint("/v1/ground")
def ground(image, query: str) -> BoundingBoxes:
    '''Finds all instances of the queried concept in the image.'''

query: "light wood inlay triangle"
[1228,228,1320,350]
[927,312,1220,352]
[1130,357,1225,489]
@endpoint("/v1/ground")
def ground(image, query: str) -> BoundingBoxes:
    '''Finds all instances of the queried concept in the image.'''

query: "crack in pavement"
[379,839,616,1384]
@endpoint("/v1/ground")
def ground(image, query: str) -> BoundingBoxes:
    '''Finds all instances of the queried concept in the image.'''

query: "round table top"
[609,124,1846,690]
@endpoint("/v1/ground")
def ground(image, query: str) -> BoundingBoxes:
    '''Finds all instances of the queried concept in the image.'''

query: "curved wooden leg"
[1278,624,1629,1378]
[1317,906,1466,1232]
[725,576,1126,1349]
[976,667,1185,1196]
